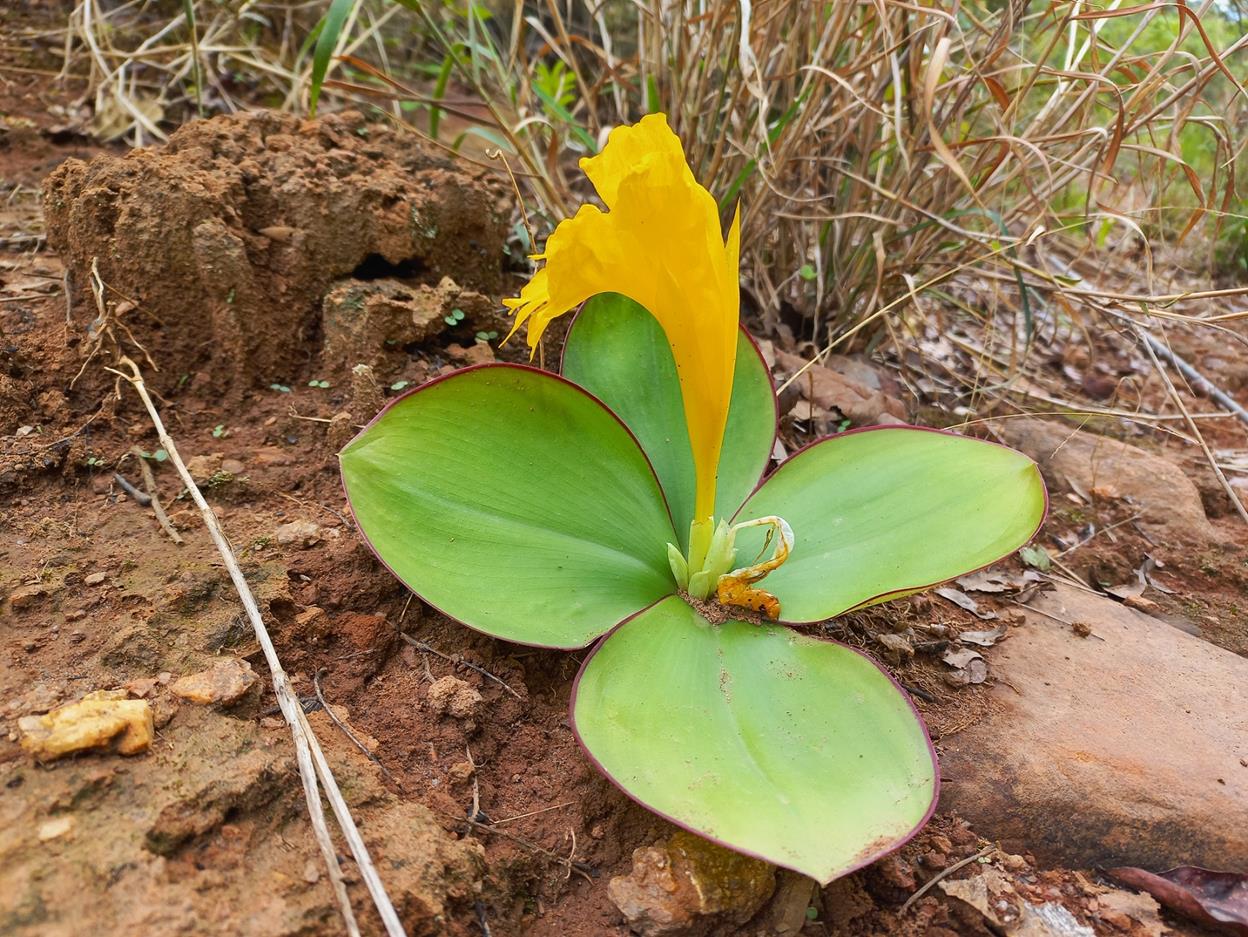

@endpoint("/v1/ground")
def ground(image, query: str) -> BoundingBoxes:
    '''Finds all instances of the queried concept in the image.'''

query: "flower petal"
[506,114,738,523]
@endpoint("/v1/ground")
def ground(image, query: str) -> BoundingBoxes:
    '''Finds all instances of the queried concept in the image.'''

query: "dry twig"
[108,355,406,937]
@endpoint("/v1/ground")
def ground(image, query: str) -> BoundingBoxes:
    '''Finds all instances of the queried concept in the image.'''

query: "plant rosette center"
[339,115,1047,885]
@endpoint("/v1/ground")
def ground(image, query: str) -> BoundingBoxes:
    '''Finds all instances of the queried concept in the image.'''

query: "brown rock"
[608,831,776,936]
[220,458,245,475]
[426,675,482,719]
[184,452,223,481]
[994,418,1215,546]
[275,519,321,547]
[19,690,154,761]
[43,110,507,398]
[940,583,1248,868]
[253,446,291,467]
[321,277,452,369]
[83,571,106,586]
[169,657,257,705]
[8,583,49,610]
[293,606,331,643]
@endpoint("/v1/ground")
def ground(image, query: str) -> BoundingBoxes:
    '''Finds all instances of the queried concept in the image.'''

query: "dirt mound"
[42,110,508,396]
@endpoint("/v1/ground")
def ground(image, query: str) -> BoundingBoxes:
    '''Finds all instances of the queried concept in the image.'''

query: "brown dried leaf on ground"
[942,648,988,686]
[936,587,999,620]
[958,625,1009,648]
[1109,866,1248,936]
[957,569,1043,594]
[18,690,154,761]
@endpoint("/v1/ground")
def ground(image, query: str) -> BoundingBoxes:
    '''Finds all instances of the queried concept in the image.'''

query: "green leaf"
[562,293,775,551]
[309,0,356,117]
[1019,544,1052,571]
[798,263,816,281]
[340,365,677,649]
[732,427,1046,622]
[572,595,937,883]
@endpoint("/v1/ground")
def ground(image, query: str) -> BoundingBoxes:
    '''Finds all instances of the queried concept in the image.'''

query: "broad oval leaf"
[572,595,937,883]
[562,293,776,550]
[733,426,1046,622]
[340,365,678,648]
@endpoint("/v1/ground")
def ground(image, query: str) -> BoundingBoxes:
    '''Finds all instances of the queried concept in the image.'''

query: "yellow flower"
[505,114,741,538]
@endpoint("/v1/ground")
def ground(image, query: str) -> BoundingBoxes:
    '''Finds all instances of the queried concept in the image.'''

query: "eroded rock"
[1,704,483,936]
[608,830,776,936]
[42,110,507,397]
[169,656,257,705]
[940,583,1248,869]
[995,418,1215,546]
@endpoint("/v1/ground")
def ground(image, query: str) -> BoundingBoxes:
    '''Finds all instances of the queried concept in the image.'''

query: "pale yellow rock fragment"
[38,815,75,841]
[18,690,154,762]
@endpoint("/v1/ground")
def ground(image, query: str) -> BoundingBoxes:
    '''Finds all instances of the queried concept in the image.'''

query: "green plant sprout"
[339,115,1046,884]
[444,308,466,327]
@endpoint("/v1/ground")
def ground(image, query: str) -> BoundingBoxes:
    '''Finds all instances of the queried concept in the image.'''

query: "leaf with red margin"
[731,426,1047,623]
[571,595,938,884]
[1110,867,1248,935]
[340,365,678,649]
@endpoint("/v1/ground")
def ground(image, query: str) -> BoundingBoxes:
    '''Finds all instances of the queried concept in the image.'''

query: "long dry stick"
[1137,331,1248,527]
[109,356,406,937]
[1138,330,1248,430]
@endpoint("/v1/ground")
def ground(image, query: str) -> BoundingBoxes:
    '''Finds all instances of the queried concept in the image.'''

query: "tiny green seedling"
[390,380,411,392]
[308,379,331,389]
[340,115,1046,884]
[269,383,292,393]
[474,330,499,344]
[443,308,467,327]
[212,424,229,439]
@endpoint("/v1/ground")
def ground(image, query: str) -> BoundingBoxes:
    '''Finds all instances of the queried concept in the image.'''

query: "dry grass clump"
[33,1,1248,492]
[29,0,413,145]
[371,1,1245,351]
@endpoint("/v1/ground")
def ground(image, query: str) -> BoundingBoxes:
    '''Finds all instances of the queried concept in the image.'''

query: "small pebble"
[84,572,106,586]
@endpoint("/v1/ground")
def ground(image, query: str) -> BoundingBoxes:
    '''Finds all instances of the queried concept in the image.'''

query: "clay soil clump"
[42,110,509,397]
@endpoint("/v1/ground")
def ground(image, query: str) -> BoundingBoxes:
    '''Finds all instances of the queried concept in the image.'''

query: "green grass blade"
[309,0,356,117]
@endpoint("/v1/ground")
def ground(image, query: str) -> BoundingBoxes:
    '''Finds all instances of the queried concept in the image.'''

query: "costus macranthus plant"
[340,115,1047,884]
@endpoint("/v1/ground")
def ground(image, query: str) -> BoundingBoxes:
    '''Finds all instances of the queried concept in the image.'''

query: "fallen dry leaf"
[936,586,999,620]
[942,647,988,686]
[958,625,1009,647]
[19,690,153,762]
[957,569,1043,594]
[1110,866,1248,935]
